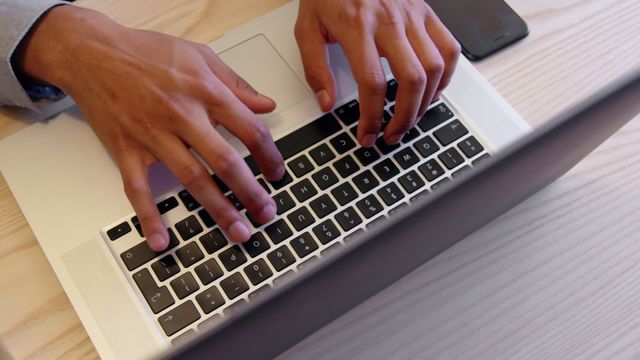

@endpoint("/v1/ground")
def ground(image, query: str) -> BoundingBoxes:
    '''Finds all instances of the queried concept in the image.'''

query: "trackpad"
[218,34,311,118]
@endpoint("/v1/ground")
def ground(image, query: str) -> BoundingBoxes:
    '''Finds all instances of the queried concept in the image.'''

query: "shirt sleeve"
[0,0,69,111]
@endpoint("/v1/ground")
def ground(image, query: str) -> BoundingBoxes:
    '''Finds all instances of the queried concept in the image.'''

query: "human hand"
[16,6,285,251]
[295,0,461,147]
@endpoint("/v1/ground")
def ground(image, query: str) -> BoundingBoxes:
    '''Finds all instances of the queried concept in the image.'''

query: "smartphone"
[427,0,529,61]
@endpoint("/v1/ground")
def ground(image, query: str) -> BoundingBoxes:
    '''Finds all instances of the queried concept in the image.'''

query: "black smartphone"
[427,0,529,61]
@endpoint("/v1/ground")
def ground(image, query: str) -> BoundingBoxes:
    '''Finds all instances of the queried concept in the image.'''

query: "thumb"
[295,19,336,112]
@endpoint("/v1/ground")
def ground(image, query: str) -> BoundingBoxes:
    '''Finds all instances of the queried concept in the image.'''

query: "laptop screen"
[161,68,640,359]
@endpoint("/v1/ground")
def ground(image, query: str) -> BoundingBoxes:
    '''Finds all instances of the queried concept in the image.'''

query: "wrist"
[14,5,122,93]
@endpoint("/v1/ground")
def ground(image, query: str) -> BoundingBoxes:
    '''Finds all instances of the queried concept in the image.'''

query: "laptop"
[2,1,634,359]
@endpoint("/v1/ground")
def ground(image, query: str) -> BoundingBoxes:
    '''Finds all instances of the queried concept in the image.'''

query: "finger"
[339,31,386,147]
[377,31,426,144]
[424,9,461,98]
[180,112,278,227]
[199,46,277,114]
[118,153,168,251]
[192,72,285,182]
[145,130,253,243]
[294,17,337,112]
[406,19,444,117]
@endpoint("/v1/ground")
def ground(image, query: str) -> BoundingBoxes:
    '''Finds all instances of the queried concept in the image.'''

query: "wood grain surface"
[1,0,639,359]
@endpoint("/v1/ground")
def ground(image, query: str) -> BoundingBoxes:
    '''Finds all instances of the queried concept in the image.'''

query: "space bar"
[275,113,342,160]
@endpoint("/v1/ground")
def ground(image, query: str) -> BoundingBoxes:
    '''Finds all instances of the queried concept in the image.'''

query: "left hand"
[295,0,461,147]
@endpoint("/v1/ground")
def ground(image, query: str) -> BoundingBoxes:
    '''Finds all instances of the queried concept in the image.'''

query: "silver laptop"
[0,1,539,359]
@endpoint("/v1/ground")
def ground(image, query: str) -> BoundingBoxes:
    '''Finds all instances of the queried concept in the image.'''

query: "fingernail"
[256,202,276,223]
[228,220,251,242]
[148,232,168,251]
[387,134,403,145]
[361,134,377,147]
[316,90,330,108]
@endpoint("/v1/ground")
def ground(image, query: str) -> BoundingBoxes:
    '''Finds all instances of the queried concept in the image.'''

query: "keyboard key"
[378,183,404,206]
[439,147,465,170]
[226,193,244,211]
[133,268,175,314]
[170,273,199,299]
[398,170,426,194]
[257,178,271,194]
[452,165,471,178]
[219,245,247,271]
[157,196,179,215]
[434,119,468,146]
[381,111,392,132]
[172,330,196,346]
[414,135,439,158]
[375,136,401,155]
[402,128,421,143]
[417,103,454,132]
[273,270,295,287]
[178,190,200,212]
[120,229,179,271]
[288,154,314,178]
[151,255,180,282]
[431,177,451,190]
[321,242,343,257]
[309,143,336,166]
[198,314,223,331]
[267,245,297,271]
[410,191,429,203]
[329,132,356,154]
[107,221,131,241]
[158,301,201,337]
[175,241,205,268]
[194,258,223,285]
[386,78,398,102]
[248,285,271,301]
[195,286,225,314]
[269,170,293,190]
[220,272,250,300]
[353,170,380,194]
[290,179,318,202]
[175,215,204,241]
[309,194,338,219]
[224,299,248,316]
[212,174,230,194]
[243,259,274,285]
[297,256,320,272]
[290,232,319,258]
[242,233,271,258]
[311,167,339,190]
[389,202,409,215]
[344,229,365,243]
[199,228,228,254]
[244,155,261,176]
[287,207,315,231]
[333,155,360,178]
[198,209,215,228]
[331,182,359,206]
[373,158,400,181]
[273,191,295,215]
[393,147,420,169]
[131,216,143,237]
[354,147,381,166]
[366,216,387,230]
[265,219,293,244]
[335,206,363,231]
[275,113,342,160]
[418,159,445,182]
[313,219,340,244]
[472,153,491,166]
[356,194,384,219]
[458,136,484,158]
[335,100,360,126]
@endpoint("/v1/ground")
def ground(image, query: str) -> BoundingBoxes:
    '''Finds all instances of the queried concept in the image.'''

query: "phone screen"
[427,0,528,60]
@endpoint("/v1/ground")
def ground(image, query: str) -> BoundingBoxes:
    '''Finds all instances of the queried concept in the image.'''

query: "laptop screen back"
[162,68,640,360]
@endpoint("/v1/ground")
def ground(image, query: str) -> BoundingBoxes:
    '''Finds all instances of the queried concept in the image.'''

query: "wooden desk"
[1,1,639,358]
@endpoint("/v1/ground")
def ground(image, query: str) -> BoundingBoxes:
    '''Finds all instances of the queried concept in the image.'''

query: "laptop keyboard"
[102,78,491,343]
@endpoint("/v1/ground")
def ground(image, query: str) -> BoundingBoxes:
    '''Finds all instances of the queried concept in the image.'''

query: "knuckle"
[361,71,386,94]
[426,58,445,76]
[213,149,241,177]
[123,177,148,199]
[244,120,272,149]
[400,68,427,90]
[176,163,207,187]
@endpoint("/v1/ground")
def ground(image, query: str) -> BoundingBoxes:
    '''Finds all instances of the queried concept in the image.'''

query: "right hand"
[16,6,285,251]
